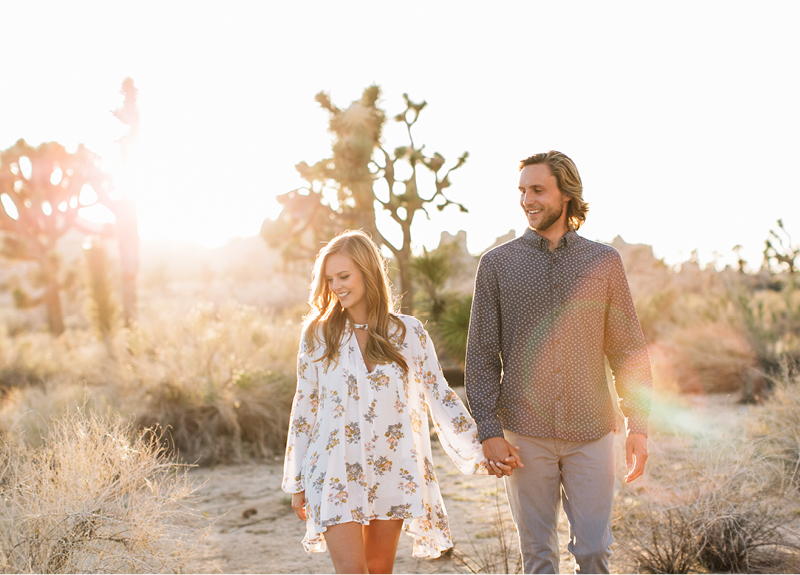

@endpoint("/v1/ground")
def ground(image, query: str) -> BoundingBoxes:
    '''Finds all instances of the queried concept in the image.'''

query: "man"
[465,151,652,574]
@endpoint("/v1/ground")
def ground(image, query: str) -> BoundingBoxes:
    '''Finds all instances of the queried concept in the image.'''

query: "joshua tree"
[262,87,384,263]
[733,245,747,274]
[83,237,117,356]
[111,77,141,327]
[0,140,112,335]
[262,86,468,314]
[763,219,798,274]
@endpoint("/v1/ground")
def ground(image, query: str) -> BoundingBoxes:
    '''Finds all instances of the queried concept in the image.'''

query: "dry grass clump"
[748,368,800,490]
[0,408,203,573]
[0,326,118,398]
[615,423,800,573]
[134,368,295,465]
[0,300,301,465]
[125,301,298,464]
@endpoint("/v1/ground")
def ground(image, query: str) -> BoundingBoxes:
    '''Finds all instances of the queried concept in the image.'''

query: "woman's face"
[324,252,368,321]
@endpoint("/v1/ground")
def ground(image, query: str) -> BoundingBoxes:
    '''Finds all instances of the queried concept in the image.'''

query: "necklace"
[352,322,369,331]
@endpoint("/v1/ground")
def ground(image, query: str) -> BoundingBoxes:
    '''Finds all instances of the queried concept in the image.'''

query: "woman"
[282,230,509,573]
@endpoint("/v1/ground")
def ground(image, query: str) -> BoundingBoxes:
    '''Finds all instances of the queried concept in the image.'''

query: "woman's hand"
[482,437,523,477]
[487,459,513,478]
[291,491,307,521]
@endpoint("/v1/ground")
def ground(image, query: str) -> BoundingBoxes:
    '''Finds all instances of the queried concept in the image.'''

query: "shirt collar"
[523,228,579,252]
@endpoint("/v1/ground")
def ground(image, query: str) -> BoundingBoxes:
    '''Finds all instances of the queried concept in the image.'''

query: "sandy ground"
[187,394,754,574]
[188,439,575,574]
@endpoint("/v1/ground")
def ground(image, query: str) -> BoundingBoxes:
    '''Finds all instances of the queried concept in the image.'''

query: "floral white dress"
[282,314,487,558]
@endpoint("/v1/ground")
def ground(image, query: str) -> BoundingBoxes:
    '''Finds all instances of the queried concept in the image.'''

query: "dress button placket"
[357,340,377,516]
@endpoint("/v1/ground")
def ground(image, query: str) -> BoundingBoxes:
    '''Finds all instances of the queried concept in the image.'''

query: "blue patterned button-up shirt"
[465,228,652,443]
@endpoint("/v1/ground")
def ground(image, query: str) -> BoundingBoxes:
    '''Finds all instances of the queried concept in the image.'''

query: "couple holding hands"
[282,151,652,574]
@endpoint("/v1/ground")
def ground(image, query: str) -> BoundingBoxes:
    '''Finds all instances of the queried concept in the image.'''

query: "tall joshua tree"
[0,140,112,335]
[262,86,468,314]
[262,86,385,262]
[111,77,141,327]
[763,219,798,274]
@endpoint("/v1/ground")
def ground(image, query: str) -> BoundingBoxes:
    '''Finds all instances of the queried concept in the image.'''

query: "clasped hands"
[482,432,648,481]
[482,436,523,478]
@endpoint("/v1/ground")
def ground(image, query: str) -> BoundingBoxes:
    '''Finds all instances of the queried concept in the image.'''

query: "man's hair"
[520,151,589,231]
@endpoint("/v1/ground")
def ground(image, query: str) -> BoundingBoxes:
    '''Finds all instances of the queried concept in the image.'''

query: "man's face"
[518,163,570,232]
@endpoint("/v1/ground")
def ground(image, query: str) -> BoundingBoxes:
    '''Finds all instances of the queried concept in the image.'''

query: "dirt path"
[188,394,750,574]
[188,439,577,574]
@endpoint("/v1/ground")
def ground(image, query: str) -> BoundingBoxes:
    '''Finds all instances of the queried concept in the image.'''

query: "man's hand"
[482,437,523,477]
[291,491,307,521]
[624,433,647,483]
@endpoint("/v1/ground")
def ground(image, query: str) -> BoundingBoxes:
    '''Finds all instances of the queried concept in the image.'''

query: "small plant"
[452,484,521,574]
[617,506,697,574]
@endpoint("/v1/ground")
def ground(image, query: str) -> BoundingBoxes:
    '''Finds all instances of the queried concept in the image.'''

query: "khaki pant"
[504,430,615,574]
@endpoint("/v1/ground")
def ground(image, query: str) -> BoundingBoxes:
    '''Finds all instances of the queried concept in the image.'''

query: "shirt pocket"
[566,273,607,315]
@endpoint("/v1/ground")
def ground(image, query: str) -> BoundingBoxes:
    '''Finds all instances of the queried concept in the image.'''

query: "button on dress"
[282,314,487,558]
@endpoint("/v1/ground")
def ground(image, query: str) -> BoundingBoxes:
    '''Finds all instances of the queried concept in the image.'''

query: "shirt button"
[553,283,558,288]
[556,368,561,374]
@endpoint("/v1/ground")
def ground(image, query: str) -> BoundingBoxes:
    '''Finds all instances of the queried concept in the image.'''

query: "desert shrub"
[0,363,44,397]
[618,496,795,574]
[615,430,800,573]
[124,301,298,464]
[658,320,761,394]
[436,294,473,367]
[0,408,203,573]
[0,300,301,465]
[0,327,117,391]
[411,248,454,323]
[748,368,800,490]
[635,288,678,343]
[730,280,800,376]
[135,369,295,465]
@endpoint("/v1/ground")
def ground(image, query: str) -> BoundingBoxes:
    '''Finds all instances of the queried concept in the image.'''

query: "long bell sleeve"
[410,322,488,476]
[281,330,320,493]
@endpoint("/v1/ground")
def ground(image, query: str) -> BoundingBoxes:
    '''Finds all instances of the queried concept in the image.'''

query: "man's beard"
[529,202,565,232]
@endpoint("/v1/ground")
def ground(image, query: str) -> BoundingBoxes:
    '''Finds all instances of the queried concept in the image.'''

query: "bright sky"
[2,1,799,270]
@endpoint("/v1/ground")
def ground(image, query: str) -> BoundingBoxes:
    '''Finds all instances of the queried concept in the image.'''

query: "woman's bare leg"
[325,522,368,574]
[362,519,404,574]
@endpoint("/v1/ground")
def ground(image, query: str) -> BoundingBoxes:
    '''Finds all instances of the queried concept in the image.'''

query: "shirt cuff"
[625,415,649,438]
[476,417,505,443]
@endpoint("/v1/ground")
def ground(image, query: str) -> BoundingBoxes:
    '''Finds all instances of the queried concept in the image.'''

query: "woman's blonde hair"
[520,150,589,231]
[304,230,408,373]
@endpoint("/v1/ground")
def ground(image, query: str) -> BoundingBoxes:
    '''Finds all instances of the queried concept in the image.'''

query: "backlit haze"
[2,2,799,270]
